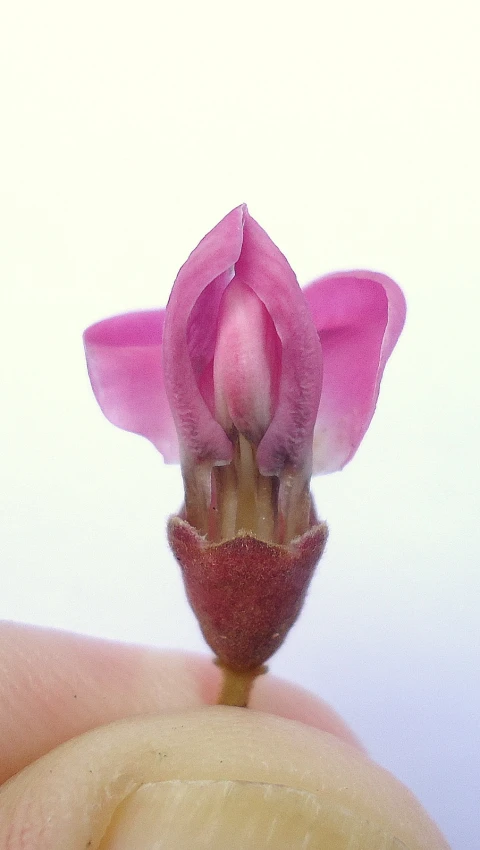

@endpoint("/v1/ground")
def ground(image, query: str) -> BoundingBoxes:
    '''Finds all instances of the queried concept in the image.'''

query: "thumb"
[0,707,449,849]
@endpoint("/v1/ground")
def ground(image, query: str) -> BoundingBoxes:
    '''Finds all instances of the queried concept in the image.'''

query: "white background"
[1,2,478,847]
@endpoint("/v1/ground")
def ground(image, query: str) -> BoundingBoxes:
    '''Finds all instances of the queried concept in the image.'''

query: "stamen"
[213,462,238,543]
[256,472,277,543]
[278,467,311,543]
[183,461,211,536]
[235,435,258,535]
[211,435,278,543]
[187,437,312,545]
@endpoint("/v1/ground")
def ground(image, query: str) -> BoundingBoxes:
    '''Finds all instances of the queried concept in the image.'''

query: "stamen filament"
[213,462,238,542]
[235,435,259,535]
[213,435,278,543]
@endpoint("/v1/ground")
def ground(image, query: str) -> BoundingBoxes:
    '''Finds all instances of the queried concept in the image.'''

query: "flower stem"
[216,661,267,708]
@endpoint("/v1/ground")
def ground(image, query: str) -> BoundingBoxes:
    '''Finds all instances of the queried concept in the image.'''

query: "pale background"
[1,1,479,847]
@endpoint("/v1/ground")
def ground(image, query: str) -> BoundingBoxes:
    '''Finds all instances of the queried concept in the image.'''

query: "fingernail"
[100,779,415,849]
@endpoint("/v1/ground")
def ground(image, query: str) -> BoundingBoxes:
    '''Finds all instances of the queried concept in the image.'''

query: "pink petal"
[303,271,406,474]
[213,278,281,443]
[162,206,248,466]
[83,310,179,462]
[163,206,247,465]
[237,211,323,476]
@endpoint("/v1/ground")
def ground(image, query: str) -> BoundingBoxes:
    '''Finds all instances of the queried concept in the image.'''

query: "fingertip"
[0,621,360,787]
[0,622,220,784]
[0,709,450,850]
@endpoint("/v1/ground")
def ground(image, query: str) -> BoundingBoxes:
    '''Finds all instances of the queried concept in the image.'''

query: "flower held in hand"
[84,205,405,671]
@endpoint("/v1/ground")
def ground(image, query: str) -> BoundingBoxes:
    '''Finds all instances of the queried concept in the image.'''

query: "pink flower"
[84,205,405,669]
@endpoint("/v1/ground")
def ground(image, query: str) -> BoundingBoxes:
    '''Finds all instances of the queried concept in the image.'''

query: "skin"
[0,621,449,849]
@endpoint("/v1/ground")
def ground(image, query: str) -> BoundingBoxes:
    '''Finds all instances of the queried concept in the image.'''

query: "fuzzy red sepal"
[167,515,328,670]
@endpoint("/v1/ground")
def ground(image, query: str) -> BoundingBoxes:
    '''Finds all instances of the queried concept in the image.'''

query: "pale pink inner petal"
[213,279,281,443]
[83,310,179,463]
[236,211,322,475]
[303,271,406,474]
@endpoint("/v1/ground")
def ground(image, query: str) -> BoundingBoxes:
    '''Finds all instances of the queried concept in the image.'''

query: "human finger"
[0,707,449,849]
[0,621,358,784]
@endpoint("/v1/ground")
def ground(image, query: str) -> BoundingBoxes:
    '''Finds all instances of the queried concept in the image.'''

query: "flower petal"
[162,206,246,465]
[303,271,406,474]
[83,310,179,462]
[213,279,281,443]
[236,211,323,476]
